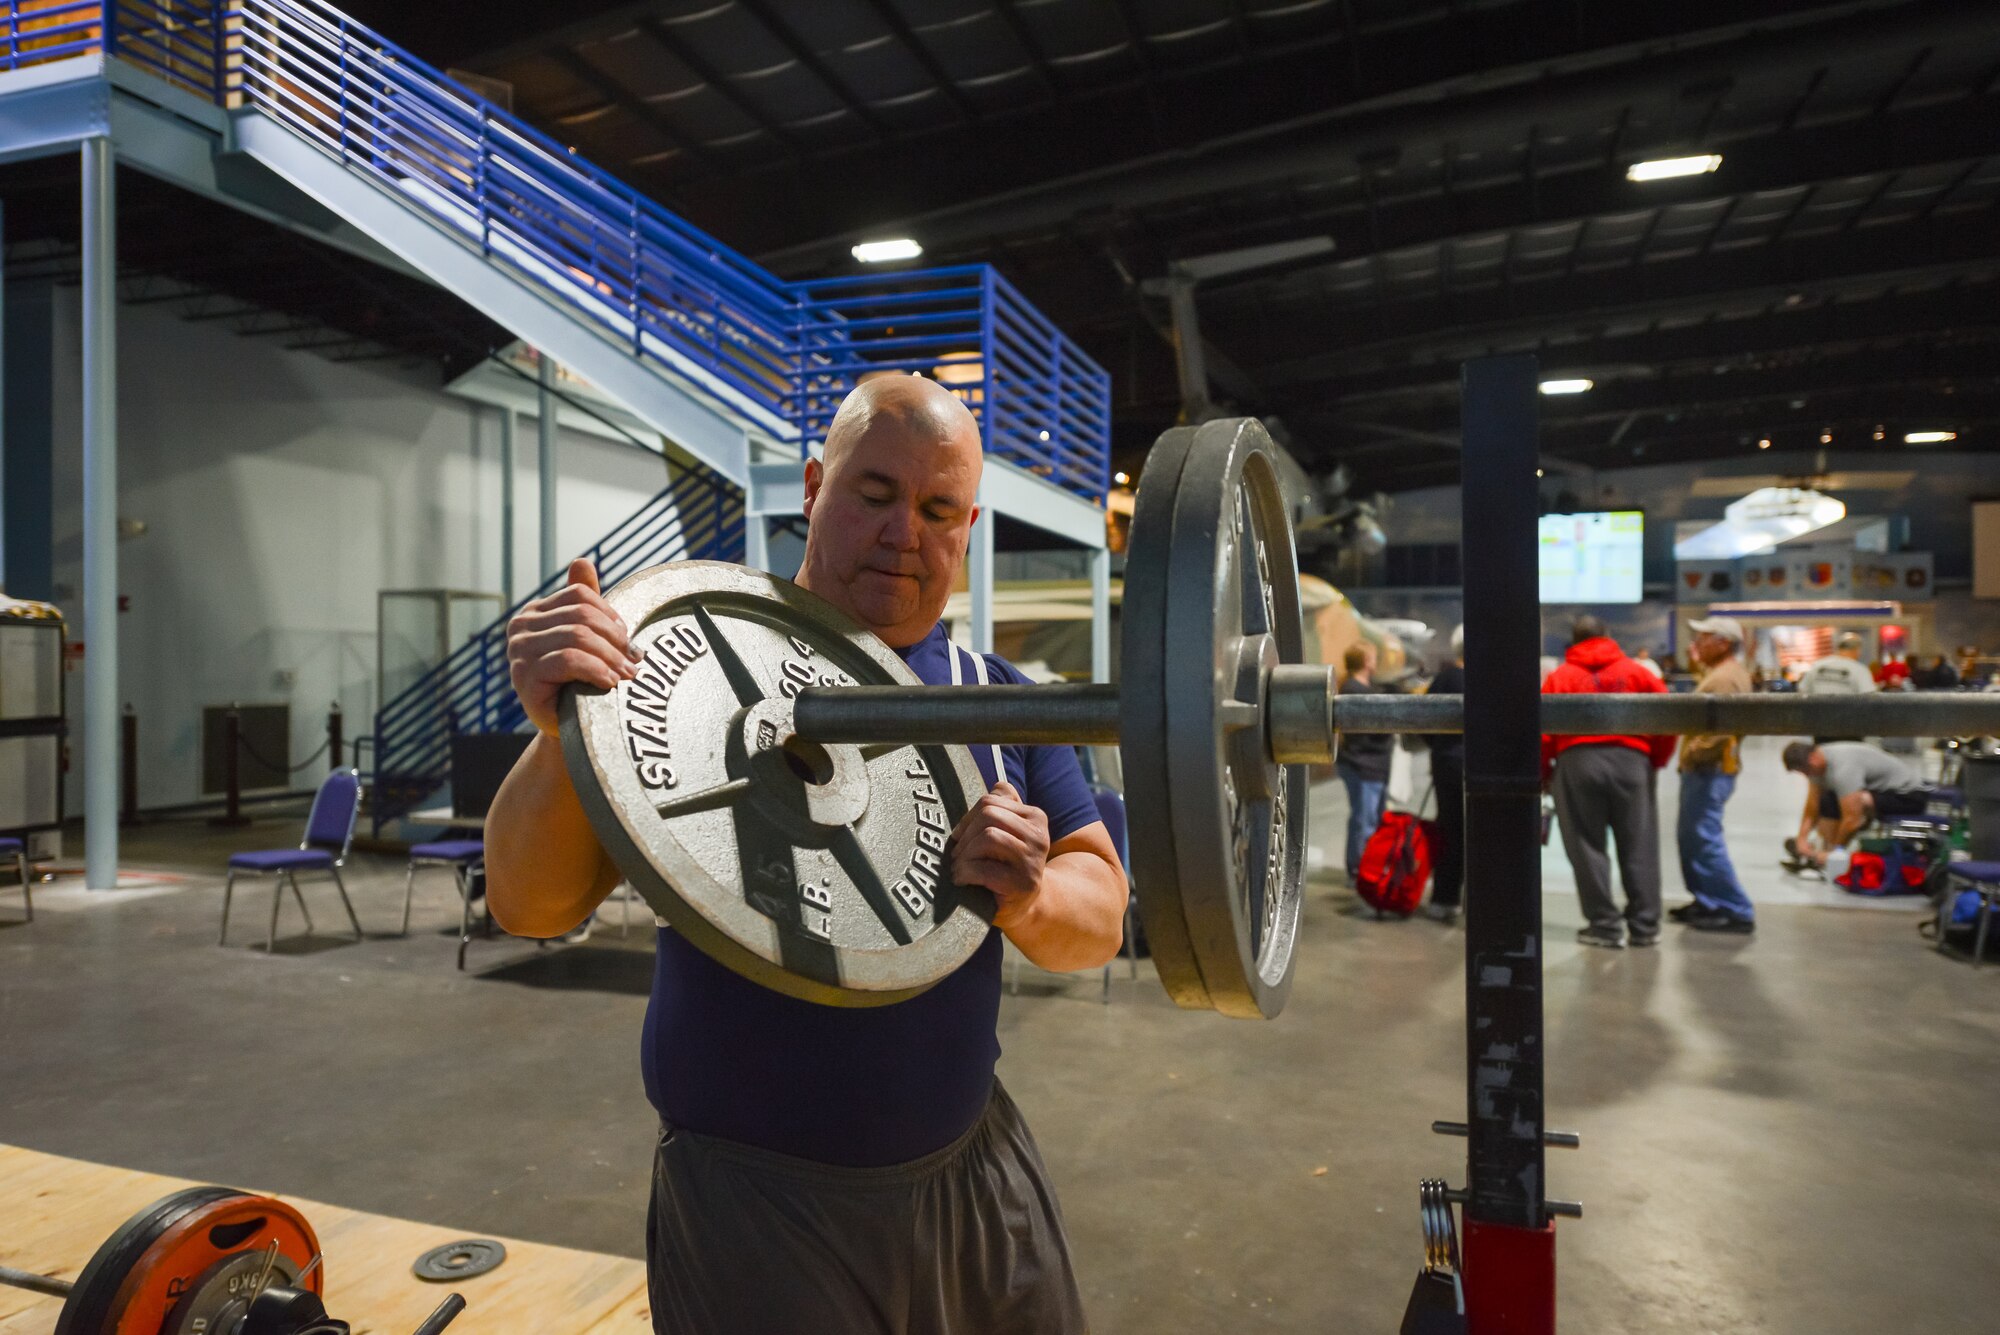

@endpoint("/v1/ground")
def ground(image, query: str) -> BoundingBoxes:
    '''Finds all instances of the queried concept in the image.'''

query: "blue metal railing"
[0,0,1113,496]
[368,461,744,826]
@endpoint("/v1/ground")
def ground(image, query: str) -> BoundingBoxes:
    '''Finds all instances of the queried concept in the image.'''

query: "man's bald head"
[796,374,986,647]
[822,374,982,480]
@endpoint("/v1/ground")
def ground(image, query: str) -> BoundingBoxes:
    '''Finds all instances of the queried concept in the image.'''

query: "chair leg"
[291,876,317,935]
[401,861,418,937]
[1975,892,1994,970]
[267,875,285,954]
[621,883,630,938]
[219,870,236,946]
[1127,903,1139,981]
[19,852,33,923]
[330,866,363,940]
[458,868,473,971]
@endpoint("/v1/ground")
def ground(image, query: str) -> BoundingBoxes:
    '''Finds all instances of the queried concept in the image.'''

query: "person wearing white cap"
[1669,616,1756,933]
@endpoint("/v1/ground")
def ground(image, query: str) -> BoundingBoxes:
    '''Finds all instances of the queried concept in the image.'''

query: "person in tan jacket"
[1670,616,1756,933]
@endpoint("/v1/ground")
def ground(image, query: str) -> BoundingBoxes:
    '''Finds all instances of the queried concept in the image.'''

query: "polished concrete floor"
[4,750,1998,1333]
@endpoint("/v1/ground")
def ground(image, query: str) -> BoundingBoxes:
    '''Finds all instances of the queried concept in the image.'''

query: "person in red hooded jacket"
[1543,616,1675,949]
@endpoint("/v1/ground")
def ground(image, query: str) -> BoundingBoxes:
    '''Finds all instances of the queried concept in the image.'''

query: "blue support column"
[499,406,516,603]
[81,138,119,890]
[1089,545,1111,683]
[968,490,994,654]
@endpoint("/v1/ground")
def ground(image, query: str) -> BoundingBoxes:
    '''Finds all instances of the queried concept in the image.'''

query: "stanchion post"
[327,702,344,773]
[120,704,138,827]
[1457,355,1558,1335]
[210,703,250,828]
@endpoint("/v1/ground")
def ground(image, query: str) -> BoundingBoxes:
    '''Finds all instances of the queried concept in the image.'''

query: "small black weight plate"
[413,1239,506,1283]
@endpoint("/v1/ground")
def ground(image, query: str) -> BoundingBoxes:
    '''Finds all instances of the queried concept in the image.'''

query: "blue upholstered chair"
[402,837,486,970]
[221,768,364,952]
[1,836,32,922]
[1942,862,2000,967]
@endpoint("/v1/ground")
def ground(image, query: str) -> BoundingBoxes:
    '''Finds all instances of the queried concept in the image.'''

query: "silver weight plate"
[559,563,992,1007]
[1122,419,1307,1019]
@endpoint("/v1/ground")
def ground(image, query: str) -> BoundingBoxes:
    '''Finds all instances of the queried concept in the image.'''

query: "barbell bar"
[791,681,2000,751]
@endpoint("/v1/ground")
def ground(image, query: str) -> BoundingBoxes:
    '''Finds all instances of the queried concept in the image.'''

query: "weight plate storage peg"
[561,564,991,1007]
[52,1187,321,1335]
[1120,418,1308,1020]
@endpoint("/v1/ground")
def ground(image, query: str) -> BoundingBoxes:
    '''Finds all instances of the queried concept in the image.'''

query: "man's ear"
[802,457,824,519]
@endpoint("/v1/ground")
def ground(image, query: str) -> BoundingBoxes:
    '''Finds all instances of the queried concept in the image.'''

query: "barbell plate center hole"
[781,737,836,786]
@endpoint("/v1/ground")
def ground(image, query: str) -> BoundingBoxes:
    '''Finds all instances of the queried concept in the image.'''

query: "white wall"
[46,291,673,810]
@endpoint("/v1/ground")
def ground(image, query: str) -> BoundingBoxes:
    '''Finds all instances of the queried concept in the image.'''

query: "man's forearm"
[1000,850,1127,973]
[486,732,620,936]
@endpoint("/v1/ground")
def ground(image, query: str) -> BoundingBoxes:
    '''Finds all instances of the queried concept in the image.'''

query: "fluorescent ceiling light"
[1626,154,1722,182]
[1539,378,1593,395]
[1904,430,1957,444]
[851,238,922,263]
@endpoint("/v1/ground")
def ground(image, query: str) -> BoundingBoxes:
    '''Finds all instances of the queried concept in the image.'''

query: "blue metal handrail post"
[102,0,117,56]
[628,194,642,357]
[210,0,225,103]
[336,26,350,161]
[978,266,997,456]
[475,106,489,256]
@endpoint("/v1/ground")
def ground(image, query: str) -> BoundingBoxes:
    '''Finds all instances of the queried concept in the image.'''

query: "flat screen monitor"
[1539,511,1643,604]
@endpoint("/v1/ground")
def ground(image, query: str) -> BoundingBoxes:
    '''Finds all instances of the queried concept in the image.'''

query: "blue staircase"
[369,461,744,825]
[0,0,1112,823]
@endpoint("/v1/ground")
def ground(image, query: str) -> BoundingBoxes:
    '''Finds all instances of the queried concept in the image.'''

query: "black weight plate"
[1123,419,1307,1020]
[560,563,990,1007]
[54,1187,244,1335]
[1168,421,1306,1018]
[1119,425,1213,1011]
[413,1239,506,1282]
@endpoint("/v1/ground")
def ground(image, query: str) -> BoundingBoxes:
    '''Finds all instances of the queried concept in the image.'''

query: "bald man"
[487,375,1126,1334]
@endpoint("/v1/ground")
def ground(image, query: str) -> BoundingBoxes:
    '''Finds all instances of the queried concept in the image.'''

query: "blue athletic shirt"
[640,621,1103,1166]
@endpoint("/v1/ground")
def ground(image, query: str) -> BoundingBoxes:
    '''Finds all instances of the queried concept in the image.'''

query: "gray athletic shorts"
[645,1081,1087,1335]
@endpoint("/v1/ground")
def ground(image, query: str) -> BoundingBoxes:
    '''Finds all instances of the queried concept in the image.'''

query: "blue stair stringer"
[369,461,744,827]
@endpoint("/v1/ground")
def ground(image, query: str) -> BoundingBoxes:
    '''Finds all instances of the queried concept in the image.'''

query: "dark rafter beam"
[636,16,803,154]
[1195,93,2000,303]
[991,1,1066,104]
[857,0,981,125]
[1318,285,2000,404]
[541,44,716,178]
[1253,212,2000,387]
[734,0,893,139]
[752,1,1996,268]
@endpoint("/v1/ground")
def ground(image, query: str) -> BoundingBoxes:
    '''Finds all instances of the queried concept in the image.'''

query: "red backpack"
[1357,811,1436,917]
